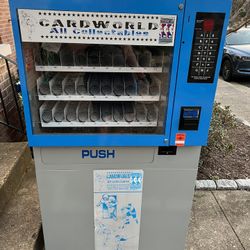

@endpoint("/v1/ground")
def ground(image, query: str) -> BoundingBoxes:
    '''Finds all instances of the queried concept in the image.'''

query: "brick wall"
[0,0,19,118]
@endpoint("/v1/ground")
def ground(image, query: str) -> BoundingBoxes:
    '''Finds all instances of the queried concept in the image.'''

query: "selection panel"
[188,12,225,83]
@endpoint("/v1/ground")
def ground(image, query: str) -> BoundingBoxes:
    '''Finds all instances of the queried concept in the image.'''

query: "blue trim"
[9,0,232,147]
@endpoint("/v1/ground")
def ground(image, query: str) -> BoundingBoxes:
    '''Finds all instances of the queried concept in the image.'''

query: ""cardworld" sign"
[18,9,176,46]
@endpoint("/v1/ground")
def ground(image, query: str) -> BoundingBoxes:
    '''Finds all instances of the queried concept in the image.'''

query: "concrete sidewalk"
[186,190,250,250]
[215,78,250,126]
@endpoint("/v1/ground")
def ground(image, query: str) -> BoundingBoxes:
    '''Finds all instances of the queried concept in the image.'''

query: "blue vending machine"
[10,0,232,249]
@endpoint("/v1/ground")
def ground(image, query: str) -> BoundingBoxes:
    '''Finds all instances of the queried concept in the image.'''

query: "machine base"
[34,146,201,250]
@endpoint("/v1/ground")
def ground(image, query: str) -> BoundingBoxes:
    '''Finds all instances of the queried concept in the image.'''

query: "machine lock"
[179,107,201,130]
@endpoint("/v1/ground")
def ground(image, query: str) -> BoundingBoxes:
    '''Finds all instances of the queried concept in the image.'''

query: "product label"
[18,9,176,46]
[94,170,143,250]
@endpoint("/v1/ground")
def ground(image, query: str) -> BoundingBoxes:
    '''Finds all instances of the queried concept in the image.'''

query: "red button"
[175,133,186,147]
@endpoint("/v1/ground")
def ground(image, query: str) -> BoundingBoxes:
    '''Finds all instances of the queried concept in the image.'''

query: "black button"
[210,39,217,44]
[204,39,209,44]
[207,56,215,62]
[206,62,215,67]
[193,56,201,61]
[196,32,205,38]
[205,68,213,76]
[205,33,210,38]
[195,39,204,44]
[201,62,206,67]
[210,32,218,38]
[200,68,205,74]
[203,51,208,56]
[192,62,200,67]
[208,51,216,56]
[194,50,202,56]
[201,57,207,62]
[191,68,200,75]
[203,45,208,50]
[209,45,217,50]
[194,45,203,51]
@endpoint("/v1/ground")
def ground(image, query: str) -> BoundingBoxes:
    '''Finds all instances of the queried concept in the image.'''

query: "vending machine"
[10,0,232,249]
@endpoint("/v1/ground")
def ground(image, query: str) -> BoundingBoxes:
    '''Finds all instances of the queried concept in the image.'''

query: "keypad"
[188,13,225,83]
[191,32,219,78]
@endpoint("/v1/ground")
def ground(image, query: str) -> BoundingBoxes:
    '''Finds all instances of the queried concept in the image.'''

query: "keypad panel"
[188,13,225,83]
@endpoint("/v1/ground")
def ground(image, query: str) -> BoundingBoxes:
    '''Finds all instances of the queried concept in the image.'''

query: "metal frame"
[9,0,232,147]
[0,53,25,134]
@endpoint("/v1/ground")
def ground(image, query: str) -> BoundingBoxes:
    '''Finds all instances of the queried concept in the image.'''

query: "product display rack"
[33,44,171,130]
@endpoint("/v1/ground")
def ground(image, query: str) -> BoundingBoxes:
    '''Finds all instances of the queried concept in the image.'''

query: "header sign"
[18,9,176,46]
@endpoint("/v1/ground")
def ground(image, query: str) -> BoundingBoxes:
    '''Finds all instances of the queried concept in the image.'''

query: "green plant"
[202,102,237,156]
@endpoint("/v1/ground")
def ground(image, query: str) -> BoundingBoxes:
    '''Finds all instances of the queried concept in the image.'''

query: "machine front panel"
[9,0,232,146]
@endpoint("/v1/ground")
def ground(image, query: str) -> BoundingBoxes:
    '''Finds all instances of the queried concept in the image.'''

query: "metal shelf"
[35,65,164,73]
[38,94,160,102]
[41,121,157,128]
[39,101,159,128]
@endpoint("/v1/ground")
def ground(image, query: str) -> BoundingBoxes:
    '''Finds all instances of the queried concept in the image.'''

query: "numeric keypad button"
[192,62,200,67]
[210,39,217,44]
[194,45,203,51]
[196,32,205,38]
[207,57,215,62]
[193,56,201,62]
[195,39,204,44]
[205,33,210,38]
[208,51,216,56]
[209,45,217,50]
[191,68,200,76]
[205,68,213,76]
[194,51,202,56]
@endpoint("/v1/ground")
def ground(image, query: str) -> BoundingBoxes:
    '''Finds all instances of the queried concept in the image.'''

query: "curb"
[196,179,250,190]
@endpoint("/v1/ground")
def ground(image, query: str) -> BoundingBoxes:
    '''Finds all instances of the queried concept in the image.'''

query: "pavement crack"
[211,191,246,250]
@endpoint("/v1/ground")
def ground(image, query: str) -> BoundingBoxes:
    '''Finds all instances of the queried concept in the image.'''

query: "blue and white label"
[94,170,143,250]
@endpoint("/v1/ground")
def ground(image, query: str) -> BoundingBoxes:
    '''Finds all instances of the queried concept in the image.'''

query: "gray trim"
[196,179,250,190]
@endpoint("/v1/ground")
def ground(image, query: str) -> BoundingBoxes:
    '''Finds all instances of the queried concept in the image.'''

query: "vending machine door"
[10,0,185,146]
